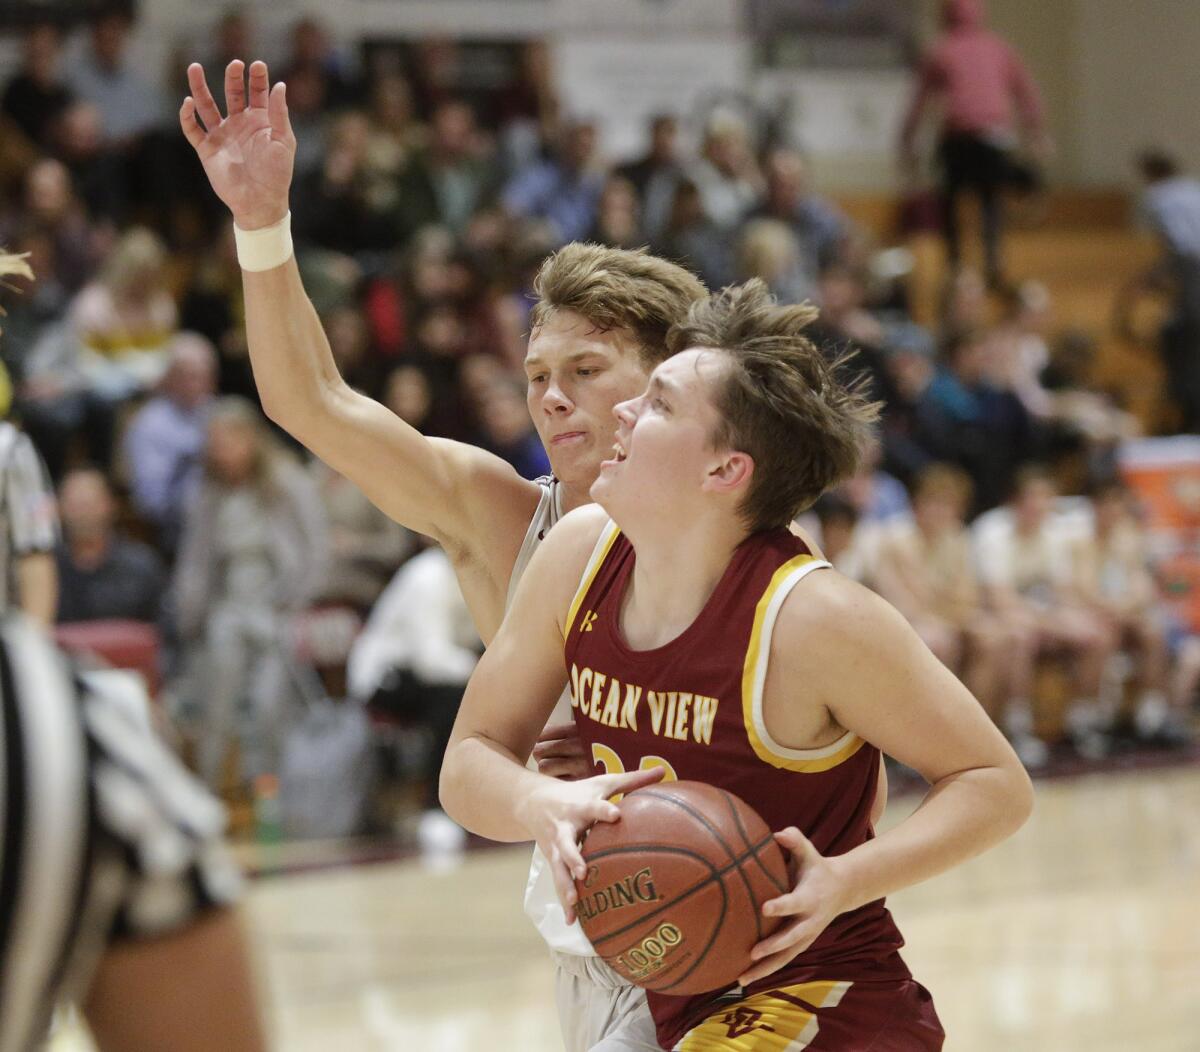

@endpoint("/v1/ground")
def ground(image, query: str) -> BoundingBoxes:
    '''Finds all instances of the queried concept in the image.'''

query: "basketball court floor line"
[50,763,1200,1051]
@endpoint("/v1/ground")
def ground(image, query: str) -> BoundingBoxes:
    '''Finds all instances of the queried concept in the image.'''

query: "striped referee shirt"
[0,616,242,1051]
[0,423,57,612]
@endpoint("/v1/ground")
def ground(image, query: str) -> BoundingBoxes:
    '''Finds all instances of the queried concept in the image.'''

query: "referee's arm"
[7,432,58,627]
[15,553,56,627]
[83,909,267,1052]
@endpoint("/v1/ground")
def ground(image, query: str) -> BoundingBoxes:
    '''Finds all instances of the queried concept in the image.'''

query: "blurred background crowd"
[0,0,1197,852]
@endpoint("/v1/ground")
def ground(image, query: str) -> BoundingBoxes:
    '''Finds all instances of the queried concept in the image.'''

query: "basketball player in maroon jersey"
[442,281,1034,1049]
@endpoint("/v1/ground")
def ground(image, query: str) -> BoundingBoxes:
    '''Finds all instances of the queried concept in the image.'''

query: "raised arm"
[179,60,533,548]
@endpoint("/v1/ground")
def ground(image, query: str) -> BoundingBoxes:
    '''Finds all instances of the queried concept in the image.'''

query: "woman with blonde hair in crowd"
[172,396,329,792]
[21,225,177,475]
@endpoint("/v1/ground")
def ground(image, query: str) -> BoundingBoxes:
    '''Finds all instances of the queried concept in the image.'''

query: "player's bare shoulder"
[773,567,909,674]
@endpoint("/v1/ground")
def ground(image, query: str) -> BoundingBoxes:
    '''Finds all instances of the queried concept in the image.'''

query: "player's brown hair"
[530,243,706,367]
[667,279,880,532]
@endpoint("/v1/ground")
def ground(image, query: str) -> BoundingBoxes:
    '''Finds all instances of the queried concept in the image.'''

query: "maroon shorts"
[670,977,944,1050]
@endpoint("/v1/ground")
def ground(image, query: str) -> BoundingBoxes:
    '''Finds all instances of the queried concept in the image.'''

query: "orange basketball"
[574,780,790,995]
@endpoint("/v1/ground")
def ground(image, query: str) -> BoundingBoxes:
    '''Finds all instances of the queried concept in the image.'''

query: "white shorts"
[552,950,661,1052]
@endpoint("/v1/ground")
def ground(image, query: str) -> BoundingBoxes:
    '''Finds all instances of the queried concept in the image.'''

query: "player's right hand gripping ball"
[574,780,789,995]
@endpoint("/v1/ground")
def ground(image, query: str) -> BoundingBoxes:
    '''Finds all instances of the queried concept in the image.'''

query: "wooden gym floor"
[52,761,1200,1051]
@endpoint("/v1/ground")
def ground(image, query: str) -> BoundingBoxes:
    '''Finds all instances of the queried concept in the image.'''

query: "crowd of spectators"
[0,8,1195,831]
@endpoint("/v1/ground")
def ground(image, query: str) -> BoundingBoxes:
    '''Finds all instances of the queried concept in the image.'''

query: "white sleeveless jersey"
[511,477,596,956]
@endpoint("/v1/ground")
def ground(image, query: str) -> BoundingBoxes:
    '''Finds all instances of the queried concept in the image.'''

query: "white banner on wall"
[554,35,752,161]
[756,68,911,158]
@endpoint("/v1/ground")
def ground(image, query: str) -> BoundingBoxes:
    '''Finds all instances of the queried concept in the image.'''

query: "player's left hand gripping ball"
[738,826,852,985]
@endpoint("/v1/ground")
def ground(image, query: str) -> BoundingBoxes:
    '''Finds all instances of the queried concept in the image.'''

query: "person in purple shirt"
[900,0,1049,287]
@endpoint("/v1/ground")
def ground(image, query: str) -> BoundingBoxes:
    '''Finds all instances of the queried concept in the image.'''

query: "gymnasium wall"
[6,0,1200,192]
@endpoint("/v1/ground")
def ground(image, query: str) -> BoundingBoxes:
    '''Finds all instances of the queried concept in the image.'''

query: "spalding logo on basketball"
[574,780,789,995]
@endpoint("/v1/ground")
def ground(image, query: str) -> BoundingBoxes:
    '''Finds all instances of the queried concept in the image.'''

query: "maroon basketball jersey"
[563,522,913,1048]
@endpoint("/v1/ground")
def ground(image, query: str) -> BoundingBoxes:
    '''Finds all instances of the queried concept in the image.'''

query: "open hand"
[738,827,852,985]
[180,60,294,230]
[517,765,666,923]
[532,722,593,780]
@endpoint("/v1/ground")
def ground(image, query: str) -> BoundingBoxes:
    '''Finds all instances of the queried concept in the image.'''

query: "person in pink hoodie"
[900,0,1049,287]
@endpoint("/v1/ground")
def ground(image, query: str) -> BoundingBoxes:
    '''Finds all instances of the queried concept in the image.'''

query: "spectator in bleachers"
[172,397,328,790]
[179,225,255,400]
[900,0,1048,286]
[283,16,361,111]
[939,267,991,338]
[689,113,762,230]
[1075,479,1185,744]
[55,468,164,624]
[839,435,912,524]
[616,113,683,242]
[21,226,177,477]
[1039,330,1139,479]
[736,219,808,305]
[810,493,875,584]
[0,22,74,150]
[652,177,733,292]
[122,332,217,552]
[915,327,1039,512]
[475,375,551,480]
[203,8,257,114]
[502,118,605,245]
[395,99,501,241]
[347,543,480,852]
[383,363,435,430]
[0,158,97,297]
[976,467,1117,763]
[877,327,939,485]
[1172,636,1200,719]
[1119,150,1200,432]
[873,464,1009,722]
[0,162,98,375]
[366,71,425,173]
[991,280,1055,418]
[310,458,414,611]
[46,99,126,222]
[282,63,333,180]
[293,111,395,255]
[492,38,560,169]
[748,148,853,279]
[66,10,167,148]
[587,175,643,251]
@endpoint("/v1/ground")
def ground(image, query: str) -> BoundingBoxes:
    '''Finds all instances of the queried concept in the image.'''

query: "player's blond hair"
[530,243,706,367]
[667,279,880,532]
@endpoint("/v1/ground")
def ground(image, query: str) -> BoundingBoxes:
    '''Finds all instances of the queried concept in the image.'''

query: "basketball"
[573,780,790,995]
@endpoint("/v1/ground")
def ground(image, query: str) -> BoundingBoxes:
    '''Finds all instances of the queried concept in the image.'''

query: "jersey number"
[591,743,678,801]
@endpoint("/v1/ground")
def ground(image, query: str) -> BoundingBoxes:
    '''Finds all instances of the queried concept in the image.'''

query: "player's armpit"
[439,505,611,842]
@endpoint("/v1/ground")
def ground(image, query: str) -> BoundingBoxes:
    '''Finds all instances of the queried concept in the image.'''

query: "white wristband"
[233,212,293,272]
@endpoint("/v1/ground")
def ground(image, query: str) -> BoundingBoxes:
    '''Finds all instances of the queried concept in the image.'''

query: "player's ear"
[705,451,753,495]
